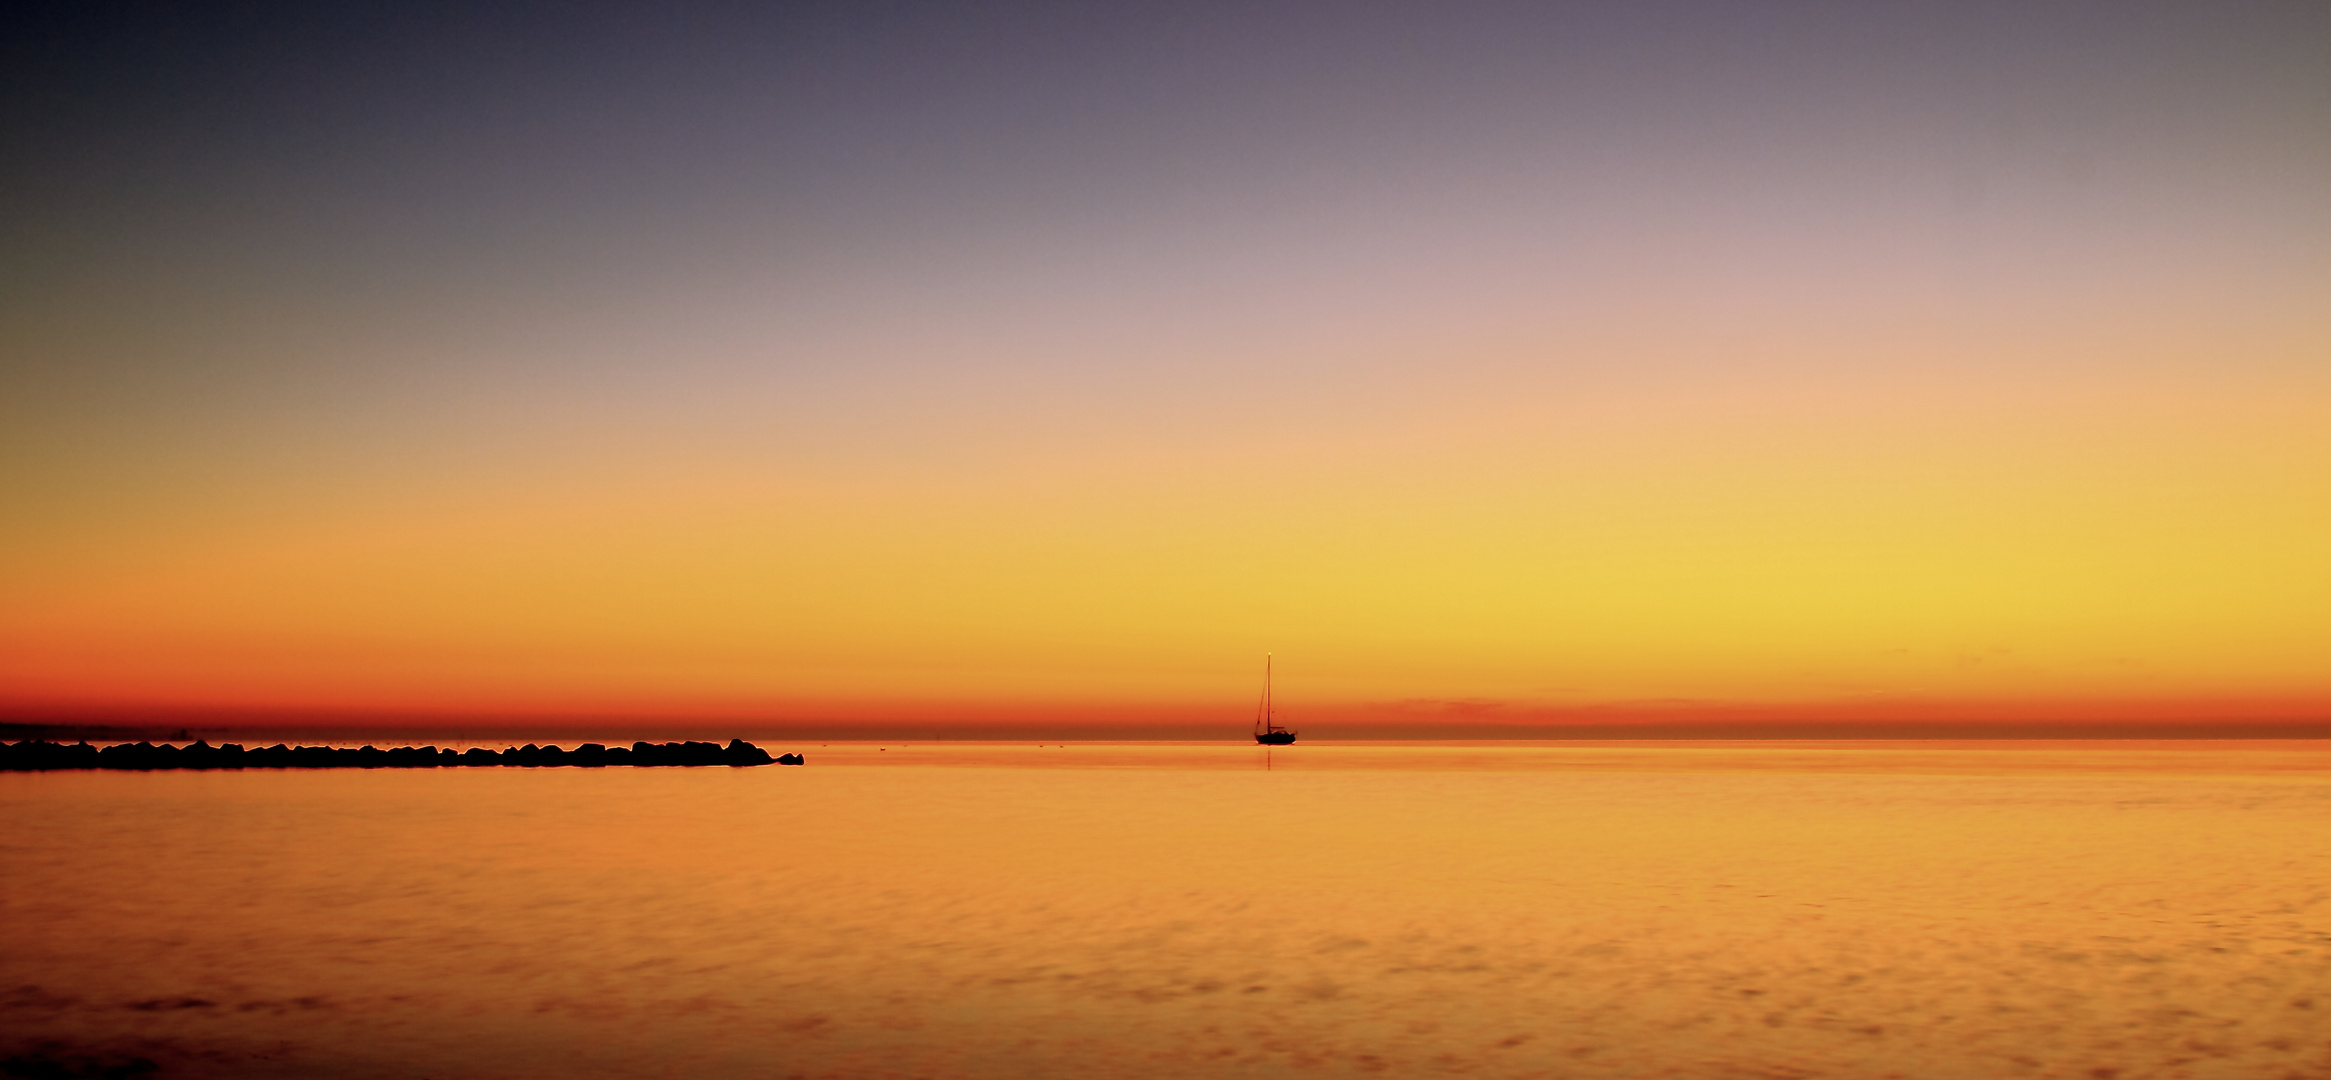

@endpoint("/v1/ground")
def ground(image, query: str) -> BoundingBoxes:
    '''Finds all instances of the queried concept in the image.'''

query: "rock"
[722,739,775,766]
[1,737,784,770]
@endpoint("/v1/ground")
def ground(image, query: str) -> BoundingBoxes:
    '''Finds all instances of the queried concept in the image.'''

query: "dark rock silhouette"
[723,738,775,766]
[0,738,795,771]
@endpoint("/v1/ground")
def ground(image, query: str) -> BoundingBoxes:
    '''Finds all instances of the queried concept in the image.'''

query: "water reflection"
[4,742,2327,1078]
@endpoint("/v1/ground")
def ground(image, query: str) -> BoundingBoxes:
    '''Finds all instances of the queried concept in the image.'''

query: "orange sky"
[3,4,2327,733]
[6,317,2325,732]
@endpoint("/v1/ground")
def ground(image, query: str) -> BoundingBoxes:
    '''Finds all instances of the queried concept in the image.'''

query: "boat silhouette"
[1252,654,1297,745]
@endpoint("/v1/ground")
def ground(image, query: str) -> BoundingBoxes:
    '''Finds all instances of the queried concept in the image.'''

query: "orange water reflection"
[4,741,2328,1077]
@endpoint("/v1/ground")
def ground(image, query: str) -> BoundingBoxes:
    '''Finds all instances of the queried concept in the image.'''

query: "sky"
[3,1,2327,734]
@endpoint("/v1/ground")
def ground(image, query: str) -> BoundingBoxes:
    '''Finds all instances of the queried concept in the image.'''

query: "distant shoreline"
[0,738,802,771]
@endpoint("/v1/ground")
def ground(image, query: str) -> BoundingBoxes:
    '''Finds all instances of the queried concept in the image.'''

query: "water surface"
[5,741,2328,1078]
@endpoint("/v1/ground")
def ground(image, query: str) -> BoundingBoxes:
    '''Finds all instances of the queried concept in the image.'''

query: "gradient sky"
[3,1,2327,731]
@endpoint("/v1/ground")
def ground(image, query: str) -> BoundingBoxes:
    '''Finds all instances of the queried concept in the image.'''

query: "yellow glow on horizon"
[5,323,2325,725]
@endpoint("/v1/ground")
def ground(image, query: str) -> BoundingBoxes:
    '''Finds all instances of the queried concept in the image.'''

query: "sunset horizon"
[6,3,2326,738]
[6,4,2329,1078]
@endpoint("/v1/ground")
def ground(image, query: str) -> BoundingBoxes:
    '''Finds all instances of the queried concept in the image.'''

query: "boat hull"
[1254,732,1296,745]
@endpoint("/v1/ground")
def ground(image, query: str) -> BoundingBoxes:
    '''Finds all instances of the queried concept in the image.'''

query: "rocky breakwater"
[0,738,806,770]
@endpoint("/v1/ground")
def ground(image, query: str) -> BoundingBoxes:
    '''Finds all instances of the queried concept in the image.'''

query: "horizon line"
[9,719,2331,743]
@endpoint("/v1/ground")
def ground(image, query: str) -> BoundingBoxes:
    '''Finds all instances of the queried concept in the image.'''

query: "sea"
[4,740,2328,1079]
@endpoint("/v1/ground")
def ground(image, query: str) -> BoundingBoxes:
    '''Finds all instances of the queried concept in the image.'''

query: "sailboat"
[1252,654,1297,745]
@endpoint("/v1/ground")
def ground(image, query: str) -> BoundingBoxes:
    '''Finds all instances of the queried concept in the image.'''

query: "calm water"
[5,742,2329,1079]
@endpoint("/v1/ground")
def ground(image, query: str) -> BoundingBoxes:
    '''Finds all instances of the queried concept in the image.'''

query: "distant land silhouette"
[0,739,803,770]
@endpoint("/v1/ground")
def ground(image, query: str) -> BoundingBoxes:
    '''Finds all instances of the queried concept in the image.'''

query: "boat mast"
[1265,653,1273,731]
